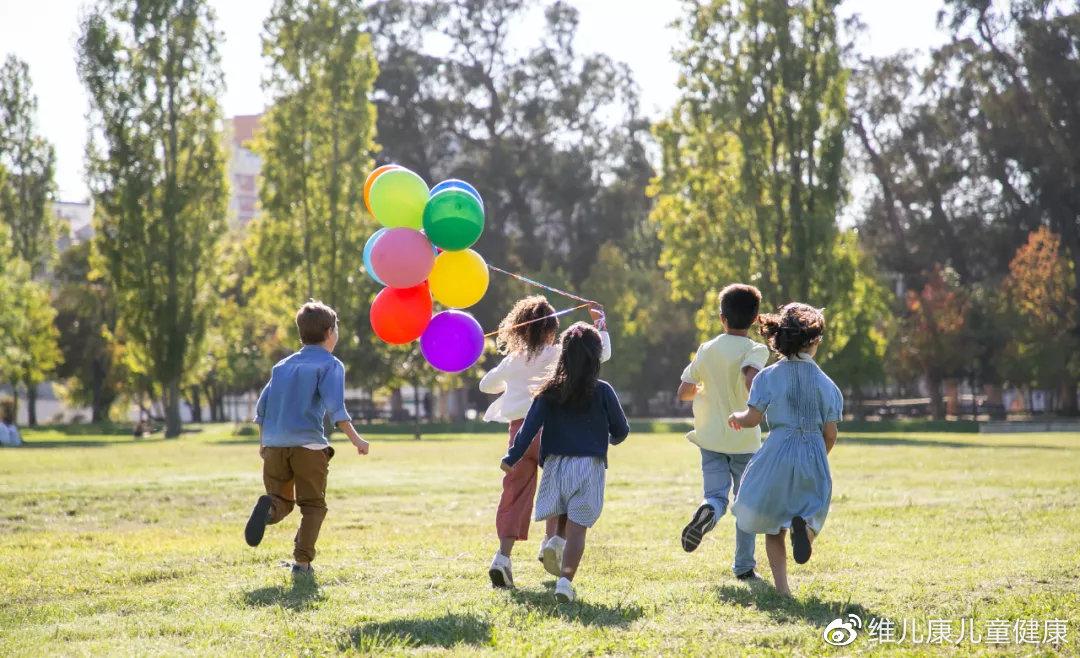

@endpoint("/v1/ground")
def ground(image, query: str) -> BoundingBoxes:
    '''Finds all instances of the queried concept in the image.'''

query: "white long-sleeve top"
[478,331,611,423]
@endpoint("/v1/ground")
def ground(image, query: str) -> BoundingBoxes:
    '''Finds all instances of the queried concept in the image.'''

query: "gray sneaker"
[291,563,315,577]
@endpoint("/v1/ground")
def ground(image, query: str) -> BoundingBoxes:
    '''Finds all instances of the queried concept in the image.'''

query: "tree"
[252,0,382,384]
[1003,228,1079,414]
[78,0,229,437]
[897,267,973,420]
[53,242,122,423]
[0,55,63,424]
[368,0,663,408]
[0,55,60,277]
[651,0,886,391]
[940,0,1080,344]
[368,0,655,323]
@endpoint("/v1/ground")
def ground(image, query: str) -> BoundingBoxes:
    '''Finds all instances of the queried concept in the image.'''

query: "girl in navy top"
[500,322,629,603]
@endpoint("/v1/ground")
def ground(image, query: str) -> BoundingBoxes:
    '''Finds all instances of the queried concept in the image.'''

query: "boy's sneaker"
[291,563,315,577]
[489,551,514,589]
[244,495,273,547]
[791,516,812,564]
[555,577,576,603]
[541,536,565,578]
[681,503,716,553]
[735,569,762,582]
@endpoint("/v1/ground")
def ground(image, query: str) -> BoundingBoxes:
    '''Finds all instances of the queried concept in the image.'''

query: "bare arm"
[336,420,370,455]
[677,381,698,402]
[742,366,760,394]
[823,422,837,455]
[728,405,764,430]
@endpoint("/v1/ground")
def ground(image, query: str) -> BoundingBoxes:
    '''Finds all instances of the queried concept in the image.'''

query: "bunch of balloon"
[363,167,489,373]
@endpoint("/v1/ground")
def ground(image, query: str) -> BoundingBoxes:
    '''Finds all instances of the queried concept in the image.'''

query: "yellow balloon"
[429,249,489,309]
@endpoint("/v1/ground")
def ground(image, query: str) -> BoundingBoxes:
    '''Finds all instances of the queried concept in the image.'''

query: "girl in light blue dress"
[728,303,842,596]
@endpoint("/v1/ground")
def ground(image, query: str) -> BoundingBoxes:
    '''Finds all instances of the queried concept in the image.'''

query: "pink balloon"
[370,227,436,288]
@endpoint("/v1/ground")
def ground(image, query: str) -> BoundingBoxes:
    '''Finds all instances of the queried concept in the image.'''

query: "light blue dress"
[731,353,843,536]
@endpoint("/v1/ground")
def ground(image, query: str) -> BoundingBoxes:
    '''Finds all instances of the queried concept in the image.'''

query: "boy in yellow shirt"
[676,284,769,580]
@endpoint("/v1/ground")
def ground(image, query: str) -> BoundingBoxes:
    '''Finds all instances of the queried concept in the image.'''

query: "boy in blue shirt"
[244,301,370,576]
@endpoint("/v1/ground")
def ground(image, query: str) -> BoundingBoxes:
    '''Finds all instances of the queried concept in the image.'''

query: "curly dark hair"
[759,303,826,358]
[496,295,558,359]
[536,322,603,410]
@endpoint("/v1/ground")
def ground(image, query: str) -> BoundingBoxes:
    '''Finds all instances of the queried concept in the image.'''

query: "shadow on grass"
[842,435,1071,450]
[338,614,492,650]
[20,438,168,449]
[509,583,643,628]
[243,577,325,610]
[716,583,879,628]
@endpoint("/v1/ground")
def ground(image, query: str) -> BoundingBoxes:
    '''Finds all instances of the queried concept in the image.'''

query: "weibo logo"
[823,614,863,647]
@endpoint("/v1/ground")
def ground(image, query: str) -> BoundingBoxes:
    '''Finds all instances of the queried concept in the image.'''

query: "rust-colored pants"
[496,419,542,540]
[262,446,334,563]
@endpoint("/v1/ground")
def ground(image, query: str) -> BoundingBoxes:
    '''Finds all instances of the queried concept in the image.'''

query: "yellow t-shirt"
[681,334,771,454]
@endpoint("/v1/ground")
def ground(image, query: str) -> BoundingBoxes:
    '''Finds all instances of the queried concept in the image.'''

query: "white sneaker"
[541,535,565,578]
[555,577,576,603]
[537,538,547,564]
[488,551,513,589]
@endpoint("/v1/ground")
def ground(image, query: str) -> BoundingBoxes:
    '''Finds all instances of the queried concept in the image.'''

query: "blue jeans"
[701,448,756,575]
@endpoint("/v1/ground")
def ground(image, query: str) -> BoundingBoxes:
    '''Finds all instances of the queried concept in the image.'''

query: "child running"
[244,301,370,576]
[481,296,610,588]
[728,303,842,596]
[500,322,629,602]
[676,284,770,580]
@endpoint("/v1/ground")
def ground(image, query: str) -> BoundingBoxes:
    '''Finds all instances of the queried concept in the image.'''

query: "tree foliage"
[251,0,382,382]
[78,0,229,436]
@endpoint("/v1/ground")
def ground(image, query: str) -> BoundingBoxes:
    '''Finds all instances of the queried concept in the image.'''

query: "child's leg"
[261,447,296,523]
[495,422,541,556]
[728,453,757,576]
[764,531,790,596]
[554,514,568,538]
[290,447,331,565]
[561,520,588,581]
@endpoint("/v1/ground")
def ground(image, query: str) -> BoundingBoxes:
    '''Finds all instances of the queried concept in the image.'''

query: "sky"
[0,0,948,202]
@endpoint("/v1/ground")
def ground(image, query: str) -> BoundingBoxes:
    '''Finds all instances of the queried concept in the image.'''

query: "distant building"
[229,114,262,227]
[54,200,93,251]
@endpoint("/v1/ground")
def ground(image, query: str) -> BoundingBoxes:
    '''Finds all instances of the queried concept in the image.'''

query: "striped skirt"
[534,455,606,528]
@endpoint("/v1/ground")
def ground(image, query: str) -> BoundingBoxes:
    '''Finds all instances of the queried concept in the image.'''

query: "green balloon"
[369,168,429,229]
[422,189,485,251]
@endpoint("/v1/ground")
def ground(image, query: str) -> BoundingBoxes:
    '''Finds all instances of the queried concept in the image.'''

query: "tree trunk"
[413,379,422,440]
[390,388,404,421]
[189,386,202,423]
[91,357,108,423]
[1061,379,1078,417]
[25,377,38,427]
[928,375,945,421]
[165,378,182,438]
[9,380,18,423]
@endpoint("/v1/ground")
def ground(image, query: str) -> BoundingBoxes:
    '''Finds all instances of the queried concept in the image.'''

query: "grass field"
[1,425,1077,656]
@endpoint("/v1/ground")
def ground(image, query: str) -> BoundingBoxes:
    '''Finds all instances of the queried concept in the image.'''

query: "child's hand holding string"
[588,303,606,330]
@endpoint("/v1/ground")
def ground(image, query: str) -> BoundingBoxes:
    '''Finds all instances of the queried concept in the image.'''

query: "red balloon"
[370,283,432,344]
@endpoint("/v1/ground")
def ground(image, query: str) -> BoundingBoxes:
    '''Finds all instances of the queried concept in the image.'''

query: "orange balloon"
[364,165,400,216]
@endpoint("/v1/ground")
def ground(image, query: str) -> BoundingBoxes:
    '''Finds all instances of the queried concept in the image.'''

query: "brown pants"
[495,419,542,540]
[262,446,334,563]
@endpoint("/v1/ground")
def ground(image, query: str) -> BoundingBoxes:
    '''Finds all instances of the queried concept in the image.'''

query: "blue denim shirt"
[254,345,352,447]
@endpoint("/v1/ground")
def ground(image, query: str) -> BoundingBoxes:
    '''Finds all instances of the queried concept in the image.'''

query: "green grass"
[1,426,1077,656]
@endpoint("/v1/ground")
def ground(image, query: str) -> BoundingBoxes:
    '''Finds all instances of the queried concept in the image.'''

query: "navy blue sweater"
[503,380,630,468]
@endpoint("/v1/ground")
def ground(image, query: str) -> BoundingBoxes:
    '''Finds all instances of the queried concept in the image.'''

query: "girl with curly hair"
[500,322,628,602]
[480,296,610,589]
[727,303,844,596]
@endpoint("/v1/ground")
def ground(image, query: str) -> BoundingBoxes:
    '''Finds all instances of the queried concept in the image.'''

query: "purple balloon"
[421,310,485,373]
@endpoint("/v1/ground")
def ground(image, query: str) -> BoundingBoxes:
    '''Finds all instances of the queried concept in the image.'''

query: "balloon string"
[486,264,596,304]
[484,304,591,338]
